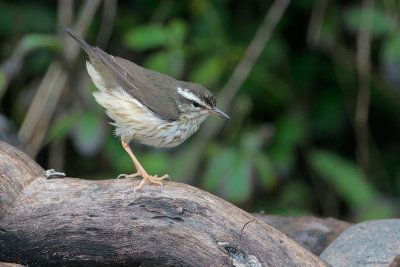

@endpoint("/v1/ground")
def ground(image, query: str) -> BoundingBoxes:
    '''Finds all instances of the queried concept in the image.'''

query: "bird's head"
[175,81,229,122]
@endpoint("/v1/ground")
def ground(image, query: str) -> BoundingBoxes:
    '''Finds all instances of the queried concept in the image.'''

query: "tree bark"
[0,141,327,266]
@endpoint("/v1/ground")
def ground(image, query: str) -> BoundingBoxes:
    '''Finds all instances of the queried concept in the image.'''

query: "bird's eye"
[192,101,200,108]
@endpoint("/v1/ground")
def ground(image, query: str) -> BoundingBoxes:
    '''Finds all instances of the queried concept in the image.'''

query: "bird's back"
[63,25,180,122]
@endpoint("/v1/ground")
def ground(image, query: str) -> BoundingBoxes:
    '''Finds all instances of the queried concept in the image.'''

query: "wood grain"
[0,141,327,266]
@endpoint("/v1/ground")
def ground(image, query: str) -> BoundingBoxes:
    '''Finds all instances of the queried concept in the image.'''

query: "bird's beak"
[209,108,230,119]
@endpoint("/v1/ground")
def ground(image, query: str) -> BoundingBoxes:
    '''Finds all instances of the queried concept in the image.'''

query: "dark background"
[0,0,399,222]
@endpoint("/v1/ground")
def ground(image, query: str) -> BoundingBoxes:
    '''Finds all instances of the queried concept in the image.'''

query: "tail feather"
[60,25,96,58]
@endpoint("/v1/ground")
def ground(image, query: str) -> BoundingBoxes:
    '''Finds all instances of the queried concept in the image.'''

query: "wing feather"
[93,48,180,121]
[62,25,179,122]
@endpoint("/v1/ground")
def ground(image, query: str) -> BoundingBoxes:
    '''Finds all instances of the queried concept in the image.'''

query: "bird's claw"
[117,172,141,179]
[151,174,170,182]
[117,174,126,179]
[149,174,170,187]
[135,174,171,191]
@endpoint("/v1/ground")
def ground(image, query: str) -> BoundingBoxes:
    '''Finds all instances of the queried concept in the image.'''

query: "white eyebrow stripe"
[177,87,208,107]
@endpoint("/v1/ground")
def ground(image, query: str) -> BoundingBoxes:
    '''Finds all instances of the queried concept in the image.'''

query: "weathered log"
[254,214,352,255]
[0,141,43,218]
[0,141,327,266]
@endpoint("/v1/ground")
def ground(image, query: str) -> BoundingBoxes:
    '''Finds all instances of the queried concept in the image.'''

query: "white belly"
[93,91,203,148]
[86,61,206,147]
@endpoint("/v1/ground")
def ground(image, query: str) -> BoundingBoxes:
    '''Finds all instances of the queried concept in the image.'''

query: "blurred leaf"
[0,2,55,36]
[166,49,185,78]
[202,148,235,192]
[25,50,54,75]
[72,112,105,155]
[357,200,395,221]
[279,180,314,210]
[144,49,185,78]
[241,132,262,155]
[104,137,132,174]
[189,57,223,87]
[189,0,210,15]
[224,156,251,204]
[124,24,167,50]
[269,113,306,171]
[47,112,80,144]
[166,19,188,47]
[308,149,378,206]
[262,37,288,70]
[18,34,60,54]
[15,35,60,76]
[203,148,251,204]
[274,113,306,149]
[254,152,277,190]
[311,90,346,139]
[167,150,192,182]
[344,6,396,37]
[382,33,400,63]
[0,72,5,85]
[190,6,226,53]
[144,51,170,74]
[139,152,169,176]
[319,8,341,46]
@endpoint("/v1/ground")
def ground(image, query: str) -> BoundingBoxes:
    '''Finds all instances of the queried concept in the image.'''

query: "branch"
[355,0,374,177]
[0,141,326,266]
[307,0,329,46]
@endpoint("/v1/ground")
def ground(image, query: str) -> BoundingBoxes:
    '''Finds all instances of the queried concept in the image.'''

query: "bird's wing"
[62,25,179,121]
[93,48,180,122]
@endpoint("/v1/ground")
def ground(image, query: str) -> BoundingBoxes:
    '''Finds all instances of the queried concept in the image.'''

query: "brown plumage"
[63,26,229,190]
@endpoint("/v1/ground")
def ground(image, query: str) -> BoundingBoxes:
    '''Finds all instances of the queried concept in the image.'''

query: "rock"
[320,219,400,267]
[253,214,351,255]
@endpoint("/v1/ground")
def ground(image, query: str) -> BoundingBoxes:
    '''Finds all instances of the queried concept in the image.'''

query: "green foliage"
[18,34,60,54]
[344,6,396,37]
[269,113,307,171]
[123,19,188,77]
[188,57,224,87]
[71,112,105,155]
[308,149,377,206]
[203,131,278,204]
[48,112,81,144]
[254,153,276,190]
[140,152,169,176]
[382,34,400,63]
[278,180,315,212]
[124,24,167,50]
[104,136,132,175]
[0,2,55,35]
[202,147,251,204]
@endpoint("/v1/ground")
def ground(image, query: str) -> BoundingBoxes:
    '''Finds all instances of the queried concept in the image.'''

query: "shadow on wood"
[0,141,326,266]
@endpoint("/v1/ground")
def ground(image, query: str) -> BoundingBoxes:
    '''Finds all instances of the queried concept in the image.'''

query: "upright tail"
[60,25,96,58]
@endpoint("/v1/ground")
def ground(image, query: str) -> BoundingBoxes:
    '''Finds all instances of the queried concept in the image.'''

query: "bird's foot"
[150,174,171,182]
[117,172,141,179]
[135,173,170,192]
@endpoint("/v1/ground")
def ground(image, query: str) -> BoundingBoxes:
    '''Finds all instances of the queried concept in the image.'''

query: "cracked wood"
[0,141,326,266]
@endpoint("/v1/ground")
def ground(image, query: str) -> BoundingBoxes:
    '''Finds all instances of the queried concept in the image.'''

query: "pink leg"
[121,141,169,191]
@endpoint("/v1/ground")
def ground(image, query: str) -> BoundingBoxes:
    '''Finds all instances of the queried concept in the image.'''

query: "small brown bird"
[63,26,229,191]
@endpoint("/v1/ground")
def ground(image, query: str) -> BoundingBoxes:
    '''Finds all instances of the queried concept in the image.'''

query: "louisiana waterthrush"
[63,26,229,191]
